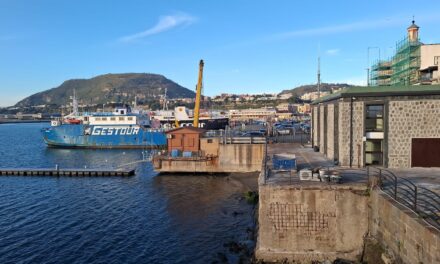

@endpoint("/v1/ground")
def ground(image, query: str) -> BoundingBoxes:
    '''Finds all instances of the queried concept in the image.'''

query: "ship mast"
[193,60,204,128]
[163,88,168,111]
[72,89,78,116]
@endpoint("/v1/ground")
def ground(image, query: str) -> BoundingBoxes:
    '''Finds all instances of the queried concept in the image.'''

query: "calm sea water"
[0,123,256,264]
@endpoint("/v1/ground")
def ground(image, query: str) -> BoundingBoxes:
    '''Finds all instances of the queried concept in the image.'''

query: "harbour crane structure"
[193,59,204,128]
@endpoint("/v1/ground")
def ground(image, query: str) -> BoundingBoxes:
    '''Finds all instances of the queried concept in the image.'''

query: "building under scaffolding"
[370,20,439,86]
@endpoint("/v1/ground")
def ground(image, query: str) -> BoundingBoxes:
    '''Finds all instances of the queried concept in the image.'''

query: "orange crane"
[193,59,204,128]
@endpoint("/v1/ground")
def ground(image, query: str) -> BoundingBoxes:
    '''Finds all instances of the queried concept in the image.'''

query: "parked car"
[241,131,265,137]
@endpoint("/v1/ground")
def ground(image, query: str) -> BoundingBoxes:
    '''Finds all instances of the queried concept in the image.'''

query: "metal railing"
[261,141,269,184]
[368,167,440,229]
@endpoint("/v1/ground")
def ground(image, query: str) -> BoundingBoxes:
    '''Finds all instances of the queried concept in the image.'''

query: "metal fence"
[368,167,440,230]
[268,131,310,144]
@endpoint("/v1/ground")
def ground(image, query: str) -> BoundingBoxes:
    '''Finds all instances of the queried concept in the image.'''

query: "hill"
[15,73,195,107]
[279,83,354,97]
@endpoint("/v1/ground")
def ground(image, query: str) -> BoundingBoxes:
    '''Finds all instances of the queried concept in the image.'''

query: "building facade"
[311,85,440,168]
[370,21,440,86]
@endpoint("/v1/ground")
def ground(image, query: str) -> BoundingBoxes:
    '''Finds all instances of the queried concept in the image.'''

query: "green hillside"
[15,73,195,107]
[279,83,354,97]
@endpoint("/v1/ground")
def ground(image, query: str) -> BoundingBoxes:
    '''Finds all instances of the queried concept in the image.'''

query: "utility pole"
[317,54,321,98]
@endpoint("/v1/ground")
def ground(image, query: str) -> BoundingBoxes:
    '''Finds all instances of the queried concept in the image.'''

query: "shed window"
[365,105,384,132]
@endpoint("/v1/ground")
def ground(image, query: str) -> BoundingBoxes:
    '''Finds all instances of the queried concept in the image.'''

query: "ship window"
[127,117,133,121]
[119,117,125,121]
[102,117,107,121]
[110,117,116,121]
[95,117,101,121]
[84,117,89,121]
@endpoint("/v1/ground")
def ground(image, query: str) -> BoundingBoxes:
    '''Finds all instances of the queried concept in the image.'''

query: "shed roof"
[165,126,206,134]
[311,84,440,104]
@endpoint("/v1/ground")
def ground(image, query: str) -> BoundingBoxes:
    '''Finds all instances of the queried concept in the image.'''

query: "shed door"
[411,138,440,167]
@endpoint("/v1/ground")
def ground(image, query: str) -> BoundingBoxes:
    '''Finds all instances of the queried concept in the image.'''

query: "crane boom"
[193,60,204,128]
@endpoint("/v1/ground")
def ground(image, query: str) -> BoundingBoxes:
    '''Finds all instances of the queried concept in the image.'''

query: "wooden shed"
[166,127,205,153]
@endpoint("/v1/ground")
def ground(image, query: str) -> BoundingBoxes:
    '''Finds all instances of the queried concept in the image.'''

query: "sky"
[1,0,440,107]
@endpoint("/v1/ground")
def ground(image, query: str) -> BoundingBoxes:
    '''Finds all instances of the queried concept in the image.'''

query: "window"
[119,117,125,121]
[95,117,101,121]
[434,56,439,65]
[365,140,383,166]
[207,139,213,143]
[110,117,116,121]
[365,105,384,132]
[127,117,133,121]
[102,117,107,121]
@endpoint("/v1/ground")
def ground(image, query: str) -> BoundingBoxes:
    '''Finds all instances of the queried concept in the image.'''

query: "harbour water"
[0,123,256,264]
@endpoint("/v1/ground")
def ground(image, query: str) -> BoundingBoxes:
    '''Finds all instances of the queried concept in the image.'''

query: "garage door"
[411,138,440,167]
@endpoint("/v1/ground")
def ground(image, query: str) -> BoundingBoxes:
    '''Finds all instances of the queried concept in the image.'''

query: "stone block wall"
[256,185,369,262]
[326,104,335,160]
[370,189,440,263]
[352,102,365,168]
[312,106,319,147]
[337,101,364,167]
[338,102,350,166]
[319,105,325,154]
[388,100,440,168]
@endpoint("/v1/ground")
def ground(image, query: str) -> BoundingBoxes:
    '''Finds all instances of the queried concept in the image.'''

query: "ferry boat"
[42,106,167,148]
[152,106,229,130]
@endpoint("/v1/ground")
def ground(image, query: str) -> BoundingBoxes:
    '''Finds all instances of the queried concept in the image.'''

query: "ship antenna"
[163,87,168,111]
[72,89,79,116]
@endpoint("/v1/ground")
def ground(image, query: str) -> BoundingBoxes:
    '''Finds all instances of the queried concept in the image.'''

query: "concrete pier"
[256,143,440,263]
[256,144,370,262]
[153,143,264,173]
[0,168,135,177]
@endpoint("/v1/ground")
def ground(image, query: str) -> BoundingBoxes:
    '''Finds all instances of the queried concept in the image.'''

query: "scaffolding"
[390,36,421,85]
[370,36,421,86]
[370,60,393,86]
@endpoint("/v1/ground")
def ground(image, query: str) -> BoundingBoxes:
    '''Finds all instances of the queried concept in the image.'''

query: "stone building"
[311,85,440,168]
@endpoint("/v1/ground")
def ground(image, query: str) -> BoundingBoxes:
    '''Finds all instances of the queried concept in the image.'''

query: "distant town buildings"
[370,20,440,86]
[300,91,330,101]
[229,107,292,122]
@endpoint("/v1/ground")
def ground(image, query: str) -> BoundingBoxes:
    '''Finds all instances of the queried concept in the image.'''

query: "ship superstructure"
[43,103,166,148]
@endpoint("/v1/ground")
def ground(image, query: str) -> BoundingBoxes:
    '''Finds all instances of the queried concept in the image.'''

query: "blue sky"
[1,0,440,106]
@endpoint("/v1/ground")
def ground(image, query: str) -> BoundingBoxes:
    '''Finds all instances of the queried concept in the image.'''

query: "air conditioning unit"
[299,169,312,181]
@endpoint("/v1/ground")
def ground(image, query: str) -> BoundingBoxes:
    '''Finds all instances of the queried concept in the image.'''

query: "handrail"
[368,166,440,230]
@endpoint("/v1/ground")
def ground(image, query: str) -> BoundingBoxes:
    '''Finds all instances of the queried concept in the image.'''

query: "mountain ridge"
[15,73,195,107]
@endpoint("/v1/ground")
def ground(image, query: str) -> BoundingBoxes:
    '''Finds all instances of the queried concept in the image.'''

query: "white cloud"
[119,12,196,43]
[326,49,340,55]
[270,14,440,40]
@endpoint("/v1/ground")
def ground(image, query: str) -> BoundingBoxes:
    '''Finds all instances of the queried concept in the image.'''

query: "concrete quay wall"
[370,190,440,264]
[156,144,264,173]
[256,184,369,262]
